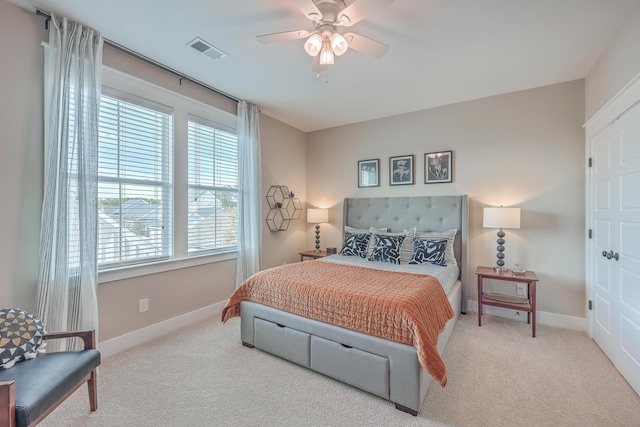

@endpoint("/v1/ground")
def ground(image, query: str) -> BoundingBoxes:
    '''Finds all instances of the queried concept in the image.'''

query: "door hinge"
[588,158,592,167]
[588,229,592,239]
[589,300,593,310]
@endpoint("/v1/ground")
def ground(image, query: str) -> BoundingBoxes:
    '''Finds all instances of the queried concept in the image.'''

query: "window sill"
[98,251,237,284]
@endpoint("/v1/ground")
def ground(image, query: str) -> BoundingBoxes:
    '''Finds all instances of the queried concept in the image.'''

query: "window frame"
[98,86,174,269]
[187,114,239,255]
[97,66,238,284]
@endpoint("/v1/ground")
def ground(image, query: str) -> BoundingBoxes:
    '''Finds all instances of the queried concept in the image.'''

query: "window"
[187,116,238,253]
[95,68,239,279]
[97,88,173,269]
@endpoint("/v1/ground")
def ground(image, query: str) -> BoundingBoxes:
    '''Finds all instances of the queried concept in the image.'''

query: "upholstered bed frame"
[240,195,468,415]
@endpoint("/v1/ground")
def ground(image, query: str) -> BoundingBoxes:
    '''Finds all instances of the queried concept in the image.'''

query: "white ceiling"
[11,0,640,132]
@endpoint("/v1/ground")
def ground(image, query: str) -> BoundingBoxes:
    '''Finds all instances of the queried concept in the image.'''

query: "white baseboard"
[99,298,586,358]
[99,300,228,358]
[466,300,586,331]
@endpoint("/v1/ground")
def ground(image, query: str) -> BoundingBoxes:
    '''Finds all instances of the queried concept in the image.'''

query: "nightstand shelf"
[476,266,539,337]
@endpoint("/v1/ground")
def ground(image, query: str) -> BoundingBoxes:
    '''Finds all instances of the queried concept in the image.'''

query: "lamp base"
[314,225,321,253]
[495,229,506,271]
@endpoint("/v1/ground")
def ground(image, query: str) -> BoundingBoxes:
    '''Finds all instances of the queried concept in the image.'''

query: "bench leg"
[0,381,16,427]
[88,370,98,411]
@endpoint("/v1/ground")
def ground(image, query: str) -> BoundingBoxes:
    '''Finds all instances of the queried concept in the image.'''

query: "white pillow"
[399,228,417,263]
[344,226,387,234]
[413,229,458,266]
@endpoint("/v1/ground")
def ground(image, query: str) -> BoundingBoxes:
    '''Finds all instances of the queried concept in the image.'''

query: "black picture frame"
[358,159,379,187]
[425,151,453,184]
[389,155,414,186]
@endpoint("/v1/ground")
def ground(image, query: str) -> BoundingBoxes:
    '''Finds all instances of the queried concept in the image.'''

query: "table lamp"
[307,208,329,253]
[483,206,521,271]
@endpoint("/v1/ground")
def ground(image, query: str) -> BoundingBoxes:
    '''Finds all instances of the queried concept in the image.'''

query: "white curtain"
[37,14,102,350]
[236,101,262,287]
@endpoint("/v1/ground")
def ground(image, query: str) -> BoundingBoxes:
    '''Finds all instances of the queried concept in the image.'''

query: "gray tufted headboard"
[343,196,469,309]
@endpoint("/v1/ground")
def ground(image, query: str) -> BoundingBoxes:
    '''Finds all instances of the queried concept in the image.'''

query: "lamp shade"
[307,208,329,224]
[483,207,521,229]
[319,39,335,65]
[330,32,348,56]
[304,33,323,56]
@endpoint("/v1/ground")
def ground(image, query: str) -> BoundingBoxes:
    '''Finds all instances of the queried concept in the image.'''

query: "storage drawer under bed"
[254,317,310,367]
[310,335,390,399]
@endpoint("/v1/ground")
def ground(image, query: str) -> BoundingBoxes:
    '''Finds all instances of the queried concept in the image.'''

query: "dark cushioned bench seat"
[0,330,100,427]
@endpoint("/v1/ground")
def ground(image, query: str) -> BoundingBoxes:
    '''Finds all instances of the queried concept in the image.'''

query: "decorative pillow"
[0,308,47,370]
[345,226,388,258]
[413,229,458,266]
[399,227,417,263]
[409,239,448,266]
[368,234,405,264]
[340,232,371,258]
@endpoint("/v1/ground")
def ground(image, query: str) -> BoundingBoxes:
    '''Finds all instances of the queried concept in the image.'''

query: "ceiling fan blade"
[256,30,310,44]
[311,54,327,73]
[337,0,395,26]
[293,0,322,21]
[343,32,389,58]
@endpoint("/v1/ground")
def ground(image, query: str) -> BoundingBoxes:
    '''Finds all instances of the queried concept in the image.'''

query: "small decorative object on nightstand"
[476,266,539,337]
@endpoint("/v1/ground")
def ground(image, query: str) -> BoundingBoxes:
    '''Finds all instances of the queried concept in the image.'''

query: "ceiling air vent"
[186,37,227,61]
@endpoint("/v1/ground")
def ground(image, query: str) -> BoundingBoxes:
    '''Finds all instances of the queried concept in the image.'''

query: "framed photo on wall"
[389,155,414,185]
[358,159,380,187]
[425,151,453,184]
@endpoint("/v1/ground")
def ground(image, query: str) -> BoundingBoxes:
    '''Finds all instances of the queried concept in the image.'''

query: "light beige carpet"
[40,313,640,427]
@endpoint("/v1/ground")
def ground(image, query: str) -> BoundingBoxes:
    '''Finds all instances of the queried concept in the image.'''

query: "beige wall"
[307,80,586,319]
[260,115,308,268]
[0,2,46,311]
[4,0,639,341]
[585,1,640,119]
[0,1,308,342]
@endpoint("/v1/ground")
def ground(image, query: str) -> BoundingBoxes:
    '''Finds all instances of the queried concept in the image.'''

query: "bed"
[223,195,468,415]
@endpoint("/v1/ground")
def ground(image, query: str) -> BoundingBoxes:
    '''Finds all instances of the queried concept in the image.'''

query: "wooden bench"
[0,330,100,427]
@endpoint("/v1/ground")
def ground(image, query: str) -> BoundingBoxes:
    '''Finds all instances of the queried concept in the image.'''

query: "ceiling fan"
[257,0,395,73]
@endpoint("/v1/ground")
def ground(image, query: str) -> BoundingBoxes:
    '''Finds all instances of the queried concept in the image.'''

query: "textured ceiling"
[10,0,640,131]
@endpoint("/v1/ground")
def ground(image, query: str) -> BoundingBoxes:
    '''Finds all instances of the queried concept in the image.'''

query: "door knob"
[602,250,619,261]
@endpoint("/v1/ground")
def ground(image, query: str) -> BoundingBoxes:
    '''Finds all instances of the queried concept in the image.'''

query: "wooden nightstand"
[475,266,539,337]
[299,250,331,261]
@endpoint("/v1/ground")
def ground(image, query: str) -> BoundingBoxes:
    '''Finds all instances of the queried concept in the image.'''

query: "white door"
[591,101,640,396]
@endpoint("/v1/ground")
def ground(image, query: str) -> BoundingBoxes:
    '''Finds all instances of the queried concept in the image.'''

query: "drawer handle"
[340,344,353,349]
[276,323,285,328]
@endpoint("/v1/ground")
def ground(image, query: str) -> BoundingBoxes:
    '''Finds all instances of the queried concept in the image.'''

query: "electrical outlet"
[516,284,527,297]
[139,298,149,313]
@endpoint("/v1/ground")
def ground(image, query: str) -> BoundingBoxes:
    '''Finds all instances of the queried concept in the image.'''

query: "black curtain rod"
[35,9,240,104]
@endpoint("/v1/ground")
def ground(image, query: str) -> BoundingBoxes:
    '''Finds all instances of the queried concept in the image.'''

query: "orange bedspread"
[222,260,455,386]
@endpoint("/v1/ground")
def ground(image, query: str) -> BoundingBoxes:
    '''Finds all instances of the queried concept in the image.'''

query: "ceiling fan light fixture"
[330,32,348,56]
[304,33,323,57]
[319,39,334,65]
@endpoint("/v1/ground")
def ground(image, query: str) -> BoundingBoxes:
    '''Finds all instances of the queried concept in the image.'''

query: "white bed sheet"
[317,254,459,295]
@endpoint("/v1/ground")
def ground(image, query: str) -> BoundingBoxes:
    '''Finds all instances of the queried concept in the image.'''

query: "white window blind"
[187,116,238,253]
[97,88,173,269]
